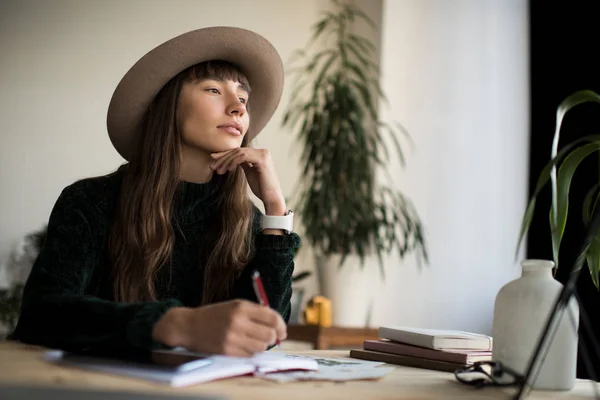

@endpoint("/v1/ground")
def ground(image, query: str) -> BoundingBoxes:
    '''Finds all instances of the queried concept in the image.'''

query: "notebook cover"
[349,349,467,373]
[364,340,491,364]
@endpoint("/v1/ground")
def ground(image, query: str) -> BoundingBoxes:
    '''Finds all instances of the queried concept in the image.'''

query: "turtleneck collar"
[174,173,226,224]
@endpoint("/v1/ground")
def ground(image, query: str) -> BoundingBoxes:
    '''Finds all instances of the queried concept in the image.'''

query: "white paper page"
[257,355,394,383]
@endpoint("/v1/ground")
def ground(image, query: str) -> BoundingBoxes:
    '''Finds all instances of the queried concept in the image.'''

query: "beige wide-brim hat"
[106,26,284,161]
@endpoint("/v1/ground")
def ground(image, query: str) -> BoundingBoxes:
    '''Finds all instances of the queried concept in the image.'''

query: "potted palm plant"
[282,0,428,326]
[516,90,600,286]
[491,90,600,386]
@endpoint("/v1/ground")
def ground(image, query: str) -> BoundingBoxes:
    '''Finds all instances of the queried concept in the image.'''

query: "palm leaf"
[586,237,600,287]
[339,0,377,29]
[549,91,600,263]
[516,133,600,259]
[553,142,600,267]
[346,40,375,69]
[582,184,599,226]
[349,33,376,53]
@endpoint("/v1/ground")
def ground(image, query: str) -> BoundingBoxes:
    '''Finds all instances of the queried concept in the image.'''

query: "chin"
[212,138,244,152]
[185,136,244,154]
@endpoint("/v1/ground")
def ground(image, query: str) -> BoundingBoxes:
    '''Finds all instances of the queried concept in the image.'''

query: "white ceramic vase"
[315,254,375,327]
[492,259,579,390]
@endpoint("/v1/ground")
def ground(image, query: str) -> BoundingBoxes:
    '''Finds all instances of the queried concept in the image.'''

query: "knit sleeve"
[233,206,301,323]
[12,185,183,352]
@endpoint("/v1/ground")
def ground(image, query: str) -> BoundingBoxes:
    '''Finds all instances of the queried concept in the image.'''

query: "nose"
[227,97,246,117]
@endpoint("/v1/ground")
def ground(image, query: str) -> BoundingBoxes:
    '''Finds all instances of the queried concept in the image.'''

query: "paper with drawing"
[257,355,395,383]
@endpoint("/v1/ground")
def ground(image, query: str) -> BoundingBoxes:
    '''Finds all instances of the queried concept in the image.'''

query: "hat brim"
[106,26,283,161]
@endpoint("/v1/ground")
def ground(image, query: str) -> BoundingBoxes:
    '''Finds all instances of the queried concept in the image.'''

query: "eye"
[239,97,247,104]
[206,88,220,94]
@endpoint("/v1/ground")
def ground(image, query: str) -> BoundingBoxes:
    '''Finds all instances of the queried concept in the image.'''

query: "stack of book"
[349,326,493,372]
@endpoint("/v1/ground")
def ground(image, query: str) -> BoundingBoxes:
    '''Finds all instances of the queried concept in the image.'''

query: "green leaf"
[394,121,414,147]
[586,237,600,288]
[348,78,377,120]
[379,121,407,167]
[515,134,600,260]
[515,164,557,260]
[309,12,337,44]
[346,39,376,69]
[553,142,600,266]
[592,190,600,222]
[549,91,600,264]
[338,0,377,29]
[312,53,338,96]
[349,33,376,53]
[582,184,599,226]
[345,62,369,86]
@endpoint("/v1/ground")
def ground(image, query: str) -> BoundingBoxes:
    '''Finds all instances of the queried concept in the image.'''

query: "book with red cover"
[364,339,491,365]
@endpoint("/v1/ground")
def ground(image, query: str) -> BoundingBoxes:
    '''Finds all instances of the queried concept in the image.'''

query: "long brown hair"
[108,60,254,304]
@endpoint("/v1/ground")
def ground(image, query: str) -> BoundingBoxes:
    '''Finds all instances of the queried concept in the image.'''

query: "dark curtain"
[528,0,600,381]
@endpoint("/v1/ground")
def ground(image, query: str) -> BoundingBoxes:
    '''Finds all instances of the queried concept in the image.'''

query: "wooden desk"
[0,341,595,399]
[286,324,379,350]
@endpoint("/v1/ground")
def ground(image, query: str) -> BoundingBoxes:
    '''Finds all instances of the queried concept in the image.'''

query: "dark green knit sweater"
[12,166,300,353]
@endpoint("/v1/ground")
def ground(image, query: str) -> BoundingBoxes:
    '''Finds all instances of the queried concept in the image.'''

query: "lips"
[218,122,243,136]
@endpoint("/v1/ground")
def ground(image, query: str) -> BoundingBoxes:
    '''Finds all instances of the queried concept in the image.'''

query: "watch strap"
[261,210,294,234]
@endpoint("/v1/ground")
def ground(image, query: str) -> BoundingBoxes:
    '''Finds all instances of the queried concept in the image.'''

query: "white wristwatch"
[261,209,294,234]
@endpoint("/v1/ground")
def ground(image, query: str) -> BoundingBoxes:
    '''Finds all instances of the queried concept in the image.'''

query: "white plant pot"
[492,259,579,390]
[315,254,375,327]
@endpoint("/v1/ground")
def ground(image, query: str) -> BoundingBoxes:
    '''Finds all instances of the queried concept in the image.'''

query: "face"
[177,78,250,154]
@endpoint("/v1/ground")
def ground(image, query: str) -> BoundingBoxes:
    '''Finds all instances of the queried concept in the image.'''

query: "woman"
[12,27,300,358]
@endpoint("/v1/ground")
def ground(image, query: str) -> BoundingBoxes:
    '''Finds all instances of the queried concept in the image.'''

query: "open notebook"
[44,347,318,387]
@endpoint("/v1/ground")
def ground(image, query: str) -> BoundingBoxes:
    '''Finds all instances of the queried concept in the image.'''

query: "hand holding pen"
[252,270,282,347]
[152,272,286,357]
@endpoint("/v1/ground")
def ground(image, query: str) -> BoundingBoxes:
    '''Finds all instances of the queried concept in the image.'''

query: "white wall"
[368,0,530,334]
[0,0,530,335]
[0,0,320,273]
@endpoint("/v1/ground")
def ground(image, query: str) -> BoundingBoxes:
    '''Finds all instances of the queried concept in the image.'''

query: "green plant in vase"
[282,0,428,288]
[517,90,600,287]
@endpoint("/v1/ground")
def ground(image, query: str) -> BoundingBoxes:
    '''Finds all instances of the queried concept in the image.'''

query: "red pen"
[251,270,280,346]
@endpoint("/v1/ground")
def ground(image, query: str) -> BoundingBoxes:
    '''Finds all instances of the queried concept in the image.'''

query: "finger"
[244,304,287,340]
[186,331,251,358]
[243,320,277,344]
[210,151,231,160]
[211,149,240,172]
[228,150,268,173]
[214,149,266,173]
[239,333,270,354]
[222,324,266,356]
[218,151,256,174]
[220,330,255,358]
[224,152,251,173]
[276,317,287,341]
[223,343,255,358]
[215,153,243,174]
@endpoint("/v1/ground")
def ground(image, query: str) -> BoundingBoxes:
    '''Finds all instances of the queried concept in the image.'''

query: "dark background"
[528,0,600,380]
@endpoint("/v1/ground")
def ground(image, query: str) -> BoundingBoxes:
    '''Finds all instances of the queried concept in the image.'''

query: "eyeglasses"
[454,361,525,389]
